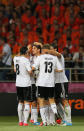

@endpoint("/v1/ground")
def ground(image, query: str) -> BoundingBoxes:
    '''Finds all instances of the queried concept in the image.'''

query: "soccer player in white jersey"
[13,46,32,126]
[32,44,63,126]
[27,43,41,125]
[51,44,72,126]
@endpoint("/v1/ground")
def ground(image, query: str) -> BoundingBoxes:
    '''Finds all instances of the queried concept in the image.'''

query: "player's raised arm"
[48,50,61,58]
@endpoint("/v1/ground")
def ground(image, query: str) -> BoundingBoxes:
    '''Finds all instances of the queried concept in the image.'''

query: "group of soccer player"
[13,42,72,126]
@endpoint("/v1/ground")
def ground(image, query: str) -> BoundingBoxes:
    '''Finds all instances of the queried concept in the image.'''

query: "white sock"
[57,103,66,122]
[30,106,34,120]
[65,105,72,123]
[49,106,55,124]
[45,105,50,125]
[32,107,38,123]
[23,104,30,123]
[50,103,57,114]
[40,106,47,124]
[18,103,23,123]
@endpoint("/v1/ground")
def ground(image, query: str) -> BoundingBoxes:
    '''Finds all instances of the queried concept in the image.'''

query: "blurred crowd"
[0,0,84,81]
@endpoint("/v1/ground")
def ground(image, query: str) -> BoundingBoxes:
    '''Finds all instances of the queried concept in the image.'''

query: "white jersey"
[33,54,62,87]
[13,56,31,87]
[55,55,68,83]
[29,55,39,84]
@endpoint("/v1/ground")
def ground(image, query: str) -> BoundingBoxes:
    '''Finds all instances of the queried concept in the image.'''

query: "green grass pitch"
[0,116,84,131]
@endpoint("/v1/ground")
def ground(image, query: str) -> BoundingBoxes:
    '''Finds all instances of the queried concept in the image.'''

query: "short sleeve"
[32,56,40,69]
[25,59,32,71]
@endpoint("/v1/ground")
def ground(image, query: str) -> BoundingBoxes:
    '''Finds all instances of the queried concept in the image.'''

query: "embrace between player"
[13,42,72,126]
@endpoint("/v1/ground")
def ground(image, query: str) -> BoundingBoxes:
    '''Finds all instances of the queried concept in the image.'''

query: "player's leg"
[23,86,32,126]
[54,83,66,123]
[31,84,38,124]
[30,104,34,123]
[49,104,56,125]
[48,87,61,124]
[44,100,50,125]
[16,87,24,126]
[37,86,47,126]
[61,83,72,125]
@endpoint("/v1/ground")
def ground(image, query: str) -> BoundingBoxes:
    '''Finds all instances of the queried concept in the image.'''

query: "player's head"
[27,44,32,54]
[50,43,58,51]
[20,46,28,55]
[42,44,50,54]
[33,42,43,48]
[32,44,41,55]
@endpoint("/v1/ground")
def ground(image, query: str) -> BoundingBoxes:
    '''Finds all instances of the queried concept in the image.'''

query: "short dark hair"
[42,44,50,50]
[51,43,58,51]
[20,46,28,55]
[33,44,41,53]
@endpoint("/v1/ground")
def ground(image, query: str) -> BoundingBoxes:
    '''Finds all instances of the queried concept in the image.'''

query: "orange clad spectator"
[6,31,15,43]
[21,38,29,47]
[0,45,3,53]
[71,30,80,45]
[42,27,50,44]
[18,28,28,45]
[28,31,38,44]
[50,20,61,34]
[10,0,26,7]
[33,0,38,3]
[52,3,65,17]
[62,28,72,47]
[58,36,65,53]
[40,8,50,29]
[49,32,55,43]
[8,37,16,48]
[12,42,22,55]
[44,0,51,12]
[21,9,37,26]
[33,18,42,31]
[70,44,79,53]
[0,0,9,5]
[50,6,62,24]
[35,0,49,17]
[27,24,37,43]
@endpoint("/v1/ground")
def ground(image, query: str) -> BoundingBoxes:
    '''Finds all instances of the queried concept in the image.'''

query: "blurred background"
[0,0,84,116]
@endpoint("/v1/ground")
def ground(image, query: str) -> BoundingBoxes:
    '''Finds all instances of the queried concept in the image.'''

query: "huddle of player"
[13,42,72,126]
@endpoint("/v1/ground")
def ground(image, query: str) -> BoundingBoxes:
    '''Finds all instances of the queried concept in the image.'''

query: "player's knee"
[38,98,45,107]
[32,101,37,107]
[49,98,55,104]
[24,104,30,112]
[18,103,23,111]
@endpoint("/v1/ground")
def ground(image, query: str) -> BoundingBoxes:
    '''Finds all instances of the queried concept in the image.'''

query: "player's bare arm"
[28,70,32,76]
[55,69,63,72]
[48,50,61,58]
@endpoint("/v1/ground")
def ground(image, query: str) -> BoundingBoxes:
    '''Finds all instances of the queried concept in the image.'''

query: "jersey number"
[16,64,20,75]
[44,62,53,73]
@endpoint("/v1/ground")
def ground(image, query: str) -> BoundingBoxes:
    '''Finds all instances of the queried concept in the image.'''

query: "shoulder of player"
[13,55,19,61]
[22,56,30,62]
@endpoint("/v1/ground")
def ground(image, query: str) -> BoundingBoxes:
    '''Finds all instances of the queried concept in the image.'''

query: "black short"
[54,83,62,99]
[63,82,69,99]
[38,86,54,100]
[54,83,69,99]
[31,84,37,102]
[16,86,32,102]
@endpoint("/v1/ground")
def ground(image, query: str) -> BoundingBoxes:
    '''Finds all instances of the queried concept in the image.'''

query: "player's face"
[27,44,32,54]
[32,46,38,55]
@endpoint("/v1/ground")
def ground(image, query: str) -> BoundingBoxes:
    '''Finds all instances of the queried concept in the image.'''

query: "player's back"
[13,56,31,87]
[36,54,59,87]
